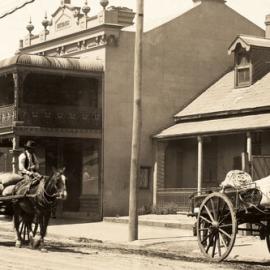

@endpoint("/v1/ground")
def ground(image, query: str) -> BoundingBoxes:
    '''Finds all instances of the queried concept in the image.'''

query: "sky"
[0,0,270,59]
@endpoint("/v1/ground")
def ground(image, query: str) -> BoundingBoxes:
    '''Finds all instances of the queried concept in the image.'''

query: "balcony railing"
[18,105,101,130]
[0,105,14,127]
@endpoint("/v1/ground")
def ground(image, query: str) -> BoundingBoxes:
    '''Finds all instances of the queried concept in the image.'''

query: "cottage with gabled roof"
[154,12,270,211]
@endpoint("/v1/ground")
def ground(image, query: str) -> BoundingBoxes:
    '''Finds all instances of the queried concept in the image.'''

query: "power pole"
[128,0,144,242]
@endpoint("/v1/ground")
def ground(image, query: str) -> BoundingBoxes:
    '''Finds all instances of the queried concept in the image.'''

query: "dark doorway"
[63,142,82,211]
[45,141,58,176]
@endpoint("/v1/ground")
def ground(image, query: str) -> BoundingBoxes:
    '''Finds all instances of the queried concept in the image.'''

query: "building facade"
[0,0,265,217]
[155,14,270,211]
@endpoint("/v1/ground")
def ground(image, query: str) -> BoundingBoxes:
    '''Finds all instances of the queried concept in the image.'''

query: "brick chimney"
[61,0,71,5]
[265,14,270,39]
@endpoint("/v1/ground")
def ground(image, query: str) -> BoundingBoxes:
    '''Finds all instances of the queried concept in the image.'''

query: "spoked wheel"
[197,192,237,262]
[18,216,39,244]
[266,221,270,253]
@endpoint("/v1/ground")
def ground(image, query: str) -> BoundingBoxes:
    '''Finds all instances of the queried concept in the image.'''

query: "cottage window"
[235,51,251,88]
[139,166,150,189]
[237,68,250,84]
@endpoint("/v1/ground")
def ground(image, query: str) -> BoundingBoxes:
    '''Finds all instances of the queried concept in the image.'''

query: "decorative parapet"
[20,1,135,55]
[39,31,119,57]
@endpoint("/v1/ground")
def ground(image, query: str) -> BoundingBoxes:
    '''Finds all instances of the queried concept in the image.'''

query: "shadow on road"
[226,259,270,268]
[0,239,95,255]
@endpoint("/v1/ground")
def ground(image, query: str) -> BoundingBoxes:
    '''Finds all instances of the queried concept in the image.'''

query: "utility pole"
[128,0,144,242]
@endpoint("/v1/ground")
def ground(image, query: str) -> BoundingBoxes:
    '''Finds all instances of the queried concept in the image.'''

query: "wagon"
[0,194,40,245]
[189,183,270,262]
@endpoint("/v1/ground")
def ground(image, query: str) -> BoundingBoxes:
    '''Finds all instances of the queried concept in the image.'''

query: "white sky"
[0,0,270,59]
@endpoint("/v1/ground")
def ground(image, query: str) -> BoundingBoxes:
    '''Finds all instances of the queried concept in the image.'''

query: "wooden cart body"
[189,185,270,261]
[0,194,39,244]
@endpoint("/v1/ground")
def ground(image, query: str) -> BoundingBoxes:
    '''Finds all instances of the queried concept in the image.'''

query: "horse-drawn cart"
[0,168,67,250]
[189,171,270,262]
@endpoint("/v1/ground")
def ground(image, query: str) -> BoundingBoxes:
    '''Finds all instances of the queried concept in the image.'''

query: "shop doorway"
[63,142,82,211]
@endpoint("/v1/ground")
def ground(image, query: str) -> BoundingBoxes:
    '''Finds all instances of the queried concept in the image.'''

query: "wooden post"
[247,132,252,174]
[247,132,252,161]
[11,136,19,173]
[129,0,144,242]
[246,132,253,235]
[241,152,248,172]
[11,73,20,173]
[197,136,203,195]
[153,154,158,208]
[13,72,19,121]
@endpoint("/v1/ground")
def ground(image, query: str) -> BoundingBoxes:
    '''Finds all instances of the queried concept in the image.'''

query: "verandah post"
[197,136,203,195]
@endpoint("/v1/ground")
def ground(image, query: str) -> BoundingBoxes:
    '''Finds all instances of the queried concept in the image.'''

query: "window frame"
[139,166,151,190]
[234,50,252,88]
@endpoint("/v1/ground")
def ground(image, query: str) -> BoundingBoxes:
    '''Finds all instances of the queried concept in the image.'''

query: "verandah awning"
[155,113,270,139]
[0,54,103,73]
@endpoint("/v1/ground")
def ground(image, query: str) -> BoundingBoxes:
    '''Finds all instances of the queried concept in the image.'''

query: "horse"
[12,167,67,251]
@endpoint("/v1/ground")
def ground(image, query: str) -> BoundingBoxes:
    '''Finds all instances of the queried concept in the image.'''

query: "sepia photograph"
[0,0,269,269]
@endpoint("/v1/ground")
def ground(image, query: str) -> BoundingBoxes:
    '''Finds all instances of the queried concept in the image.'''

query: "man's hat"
[24,140,36,149]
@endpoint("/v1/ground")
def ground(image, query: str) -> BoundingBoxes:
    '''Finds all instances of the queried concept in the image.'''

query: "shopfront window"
[82,142,99,195]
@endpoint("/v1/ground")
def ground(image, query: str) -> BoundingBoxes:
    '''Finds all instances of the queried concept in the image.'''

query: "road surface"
[0,230,268,270]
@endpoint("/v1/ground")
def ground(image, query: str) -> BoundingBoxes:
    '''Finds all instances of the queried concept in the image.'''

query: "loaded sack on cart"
[0,173,24,196]
[220,170,270,207]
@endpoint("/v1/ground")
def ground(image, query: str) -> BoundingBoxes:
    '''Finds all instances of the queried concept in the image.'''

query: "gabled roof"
[228,35,270,54]
[0,54,103,73]
[175,70,270,120]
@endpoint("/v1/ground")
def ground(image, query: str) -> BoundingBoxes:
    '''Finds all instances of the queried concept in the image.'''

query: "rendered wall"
[103,31,135,215]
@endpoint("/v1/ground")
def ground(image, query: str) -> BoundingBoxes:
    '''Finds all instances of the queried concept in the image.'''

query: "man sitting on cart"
[18,140,41,181]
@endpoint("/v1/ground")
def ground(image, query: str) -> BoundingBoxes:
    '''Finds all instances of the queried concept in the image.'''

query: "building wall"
[102,1,264,215]
[103,31,135,215]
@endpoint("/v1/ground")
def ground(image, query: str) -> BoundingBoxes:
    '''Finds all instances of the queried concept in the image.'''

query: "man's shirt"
[18,150,39,175]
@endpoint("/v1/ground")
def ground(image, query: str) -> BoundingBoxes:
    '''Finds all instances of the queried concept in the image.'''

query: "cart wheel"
[266,222,270,253]
[197,192,237,262]
[18,216,39,244]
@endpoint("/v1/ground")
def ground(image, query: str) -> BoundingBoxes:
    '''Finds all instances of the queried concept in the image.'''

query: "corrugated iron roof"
[228,35,270,54]
[155,113,270,139]
[240,35,270,47]
[0,54,103,73]
[175,71,270,119]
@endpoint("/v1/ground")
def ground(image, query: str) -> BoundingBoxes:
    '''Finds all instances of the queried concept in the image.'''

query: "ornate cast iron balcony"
[0,105,15,127]
[18,105,101,130]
